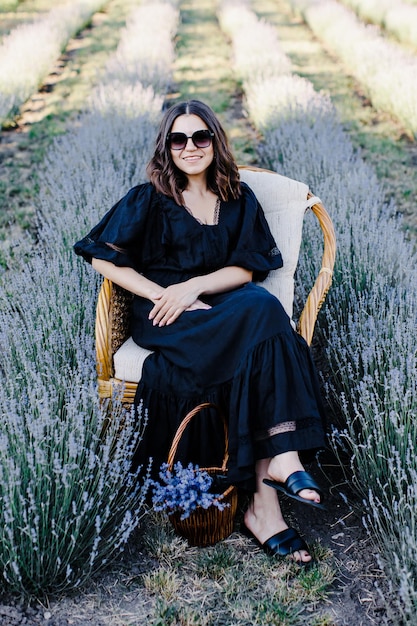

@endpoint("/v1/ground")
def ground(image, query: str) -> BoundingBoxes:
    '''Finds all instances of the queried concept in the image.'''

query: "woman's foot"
[267,452,322,507]
[244,458,313,564]
[243,499,312,564]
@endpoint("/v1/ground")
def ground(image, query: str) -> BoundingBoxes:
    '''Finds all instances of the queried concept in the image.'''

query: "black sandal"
[263,470,326,510]
[242,524,312,566]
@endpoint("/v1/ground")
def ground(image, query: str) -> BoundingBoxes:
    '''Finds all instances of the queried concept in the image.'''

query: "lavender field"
[0,0,416,624]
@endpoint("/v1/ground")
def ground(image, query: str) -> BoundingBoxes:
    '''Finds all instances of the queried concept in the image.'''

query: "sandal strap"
[285,471,323,500]
[263,527,308,557]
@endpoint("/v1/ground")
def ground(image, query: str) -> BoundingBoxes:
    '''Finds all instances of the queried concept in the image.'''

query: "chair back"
[239,167,311,319]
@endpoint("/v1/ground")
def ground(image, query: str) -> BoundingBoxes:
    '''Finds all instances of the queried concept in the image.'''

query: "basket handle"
[167,402,229,472]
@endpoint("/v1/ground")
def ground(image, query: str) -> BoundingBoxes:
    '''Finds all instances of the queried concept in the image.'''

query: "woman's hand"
[149,281,211,327]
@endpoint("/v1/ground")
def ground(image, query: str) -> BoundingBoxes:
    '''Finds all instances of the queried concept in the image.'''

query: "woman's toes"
[292,550,312,564]
[298,488,321,504]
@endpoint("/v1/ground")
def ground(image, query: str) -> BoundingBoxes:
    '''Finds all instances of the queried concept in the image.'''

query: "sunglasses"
[167,129,214,150]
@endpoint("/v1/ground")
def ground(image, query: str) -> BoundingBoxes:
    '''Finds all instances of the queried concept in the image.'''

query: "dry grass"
[45,511,336,625]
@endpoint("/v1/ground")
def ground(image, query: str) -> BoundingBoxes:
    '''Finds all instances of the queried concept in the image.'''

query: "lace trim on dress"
[183,197,220,225]
[254,421,296,441]
[254,417,316,442]
[213,197,221,225]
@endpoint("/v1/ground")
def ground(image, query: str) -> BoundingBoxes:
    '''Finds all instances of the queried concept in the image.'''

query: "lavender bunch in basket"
[150,461,229,520]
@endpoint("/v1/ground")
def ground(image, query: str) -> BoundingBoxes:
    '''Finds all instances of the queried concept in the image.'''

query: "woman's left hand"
[148,280,211,327]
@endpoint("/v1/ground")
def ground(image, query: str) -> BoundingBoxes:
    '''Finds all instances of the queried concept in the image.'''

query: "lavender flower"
[150,462,229,521]
[290,0,417,137]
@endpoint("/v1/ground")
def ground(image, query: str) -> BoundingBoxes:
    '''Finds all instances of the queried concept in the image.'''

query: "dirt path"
[155,1,396,622]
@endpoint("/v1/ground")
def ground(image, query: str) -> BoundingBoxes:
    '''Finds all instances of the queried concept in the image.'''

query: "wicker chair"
[95,166,336,404]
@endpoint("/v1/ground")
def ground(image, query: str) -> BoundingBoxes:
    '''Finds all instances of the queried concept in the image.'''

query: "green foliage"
[195,543,237,580]
[255,597,303,625]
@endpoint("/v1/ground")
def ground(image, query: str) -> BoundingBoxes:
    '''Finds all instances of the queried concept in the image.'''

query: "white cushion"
[239,168,308,317]
[113,336,153,383]
[113,169,310,383]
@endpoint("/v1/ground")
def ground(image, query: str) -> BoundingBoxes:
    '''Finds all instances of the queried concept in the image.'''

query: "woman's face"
[168,114,214,179]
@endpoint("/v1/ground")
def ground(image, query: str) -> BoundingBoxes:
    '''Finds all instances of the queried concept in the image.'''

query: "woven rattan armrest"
[297,193,336,345]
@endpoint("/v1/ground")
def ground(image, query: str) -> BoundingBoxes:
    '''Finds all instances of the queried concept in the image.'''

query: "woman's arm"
[149,266,252,327]
[191,266,253,296]
[93,258,251,327]
[92,258,213,320]
[92,258,163,301]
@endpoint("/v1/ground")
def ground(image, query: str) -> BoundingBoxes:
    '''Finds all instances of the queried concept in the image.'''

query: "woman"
[74,100,327,565]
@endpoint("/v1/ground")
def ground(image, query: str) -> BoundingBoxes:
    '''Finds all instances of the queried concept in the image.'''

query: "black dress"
[74,182,326,489]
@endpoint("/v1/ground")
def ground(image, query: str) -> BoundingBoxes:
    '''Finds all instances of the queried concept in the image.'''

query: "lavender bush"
[219,1,417,620]
[104,2,179,92]
[339,0,417,48]
[218,4,291,82]
[0,0,109,125]
[0,0,178,595]
[151,462,228,521]
[36,0,178,242]
[0,217,154,594]
[288,0,417,137]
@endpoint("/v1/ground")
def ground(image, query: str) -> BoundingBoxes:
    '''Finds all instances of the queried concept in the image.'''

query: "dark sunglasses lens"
[192,130,212,148]
[168,133,187,150]
[168,130,213,150]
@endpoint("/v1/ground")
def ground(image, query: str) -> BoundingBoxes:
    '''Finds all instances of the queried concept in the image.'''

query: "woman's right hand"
[149,281,211,327]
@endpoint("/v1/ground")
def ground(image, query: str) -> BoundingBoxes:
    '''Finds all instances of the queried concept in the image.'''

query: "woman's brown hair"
[146,100,241,205]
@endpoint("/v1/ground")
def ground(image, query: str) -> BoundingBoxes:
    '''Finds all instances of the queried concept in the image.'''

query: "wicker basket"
[167,402,238,547]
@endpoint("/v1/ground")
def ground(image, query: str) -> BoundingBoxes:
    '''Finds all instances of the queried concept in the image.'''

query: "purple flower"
[150,462,229,520]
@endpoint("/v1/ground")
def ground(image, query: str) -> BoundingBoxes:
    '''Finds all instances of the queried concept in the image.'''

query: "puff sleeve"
[226,182,283,281]
[73,183,154,271]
